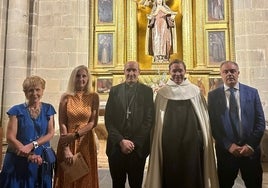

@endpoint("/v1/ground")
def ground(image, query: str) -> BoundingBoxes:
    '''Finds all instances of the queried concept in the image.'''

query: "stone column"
[1,0,29,141]
[0,0,8,167]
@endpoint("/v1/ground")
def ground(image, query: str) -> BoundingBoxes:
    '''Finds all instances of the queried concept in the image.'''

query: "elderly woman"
[54,65,100,188]
[0,76,56,188]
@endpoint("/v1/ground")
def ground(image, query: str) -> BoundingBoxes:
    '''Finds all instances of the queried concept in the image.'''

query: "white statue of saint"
[144,0,177,63]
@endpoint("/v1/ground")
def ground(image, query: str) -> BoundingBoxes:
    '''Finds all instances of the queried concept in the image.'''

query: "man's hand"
[119,139,135,155]
[239,145,254,157]
[228,143,242,157]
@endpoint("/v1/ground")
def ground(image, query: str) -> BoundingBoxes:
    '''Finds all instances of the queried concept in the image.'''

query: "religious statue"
[142,0,177,63]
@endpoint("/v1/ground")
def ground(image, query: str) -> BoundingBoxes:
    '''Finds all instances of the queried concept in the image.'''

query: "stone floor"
[97,140,268,188]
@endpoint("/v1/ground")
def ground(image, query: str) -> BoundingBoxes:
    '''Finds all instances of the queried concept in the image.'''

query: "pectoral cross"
[126,107,131,119]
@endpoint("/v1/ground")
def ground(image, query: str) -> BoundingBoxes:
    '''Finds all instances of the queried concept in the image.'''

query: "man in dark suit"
[208,61,265,188]
[105,61,154,188]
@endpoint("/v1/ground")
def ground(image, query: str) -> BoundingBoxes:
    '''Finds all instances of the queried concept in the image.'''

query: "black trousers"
[108,147,146,188]
[216,147,263,188]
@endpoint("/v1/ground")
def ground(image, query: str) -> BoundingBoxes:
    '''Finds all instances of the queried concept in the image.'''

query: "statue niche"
[137,0,182,65]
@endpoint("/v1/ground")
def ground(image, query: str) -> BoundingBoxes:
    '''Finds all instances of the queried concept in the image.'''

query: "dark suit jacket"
[208,83,265,153]
[104,82,154,158]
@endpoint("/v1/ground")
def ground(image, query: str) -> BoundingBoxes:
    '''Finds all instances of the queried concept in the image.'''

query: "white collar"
[157,79,200,100]
[224,83,239,91]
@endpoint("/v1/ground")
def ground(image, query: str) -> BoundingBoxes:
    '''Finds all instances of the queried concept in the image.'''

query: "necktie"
[229,88,240,139]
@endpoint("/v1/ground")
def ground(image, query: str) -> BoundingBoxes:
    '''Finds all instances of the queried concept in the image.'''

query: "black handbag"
[42,146,56,164]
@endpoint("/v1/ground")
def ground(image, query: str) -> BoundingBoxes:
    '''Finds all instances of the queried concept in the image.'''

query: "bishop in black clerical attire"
[105,61,154,188]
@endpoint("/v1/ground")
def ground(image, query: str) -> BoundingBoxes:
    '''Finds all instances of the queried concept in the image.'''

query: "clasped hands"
[27,153,43,165]
[16,143,43,165]
[228,143,254,157]
[120,139,135,155]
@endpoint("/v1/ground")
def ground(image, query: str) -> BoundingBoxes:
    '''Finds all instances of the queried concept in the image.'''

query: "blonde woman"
[54,65,99,188]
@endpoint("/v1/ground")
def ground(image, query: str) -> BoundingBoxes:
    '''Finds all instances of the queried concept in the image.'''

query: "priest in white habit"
[144,59,219,188]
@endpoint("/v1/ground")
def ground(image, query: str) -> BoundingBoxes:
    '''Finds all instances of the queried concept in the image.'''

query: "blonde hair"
[23,76,46,93]
[66,65,91,95]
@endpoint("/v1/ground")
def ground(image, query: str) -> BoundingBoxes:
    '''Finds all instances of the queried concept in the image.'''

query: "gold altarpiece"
[89,0,234,101]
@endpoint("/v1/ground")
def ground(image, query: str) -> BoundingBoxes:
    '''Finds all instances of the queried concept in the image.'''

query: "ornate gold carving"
[90,0,233,100]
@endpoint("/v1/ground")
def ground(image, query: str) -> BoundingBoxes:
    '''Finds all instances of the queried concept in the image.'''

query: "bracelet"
[32,141,39,150]
[74,131,80,139]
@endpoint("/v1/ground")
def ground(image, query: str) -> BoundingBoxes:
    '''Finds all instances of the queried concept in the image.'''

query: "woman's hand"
[63,146,74,165]
[59,133,75,145]
[28,153,43,165]
[17,143,34,157]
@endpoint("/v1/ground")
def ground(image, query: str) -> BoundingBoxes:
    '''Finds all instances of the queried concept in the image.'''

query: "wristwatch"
[32,141,39,149]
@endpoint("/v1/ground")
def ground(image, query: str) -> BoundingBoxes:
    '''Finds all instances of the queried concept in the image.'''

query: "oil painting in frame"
[207,0,225,21]
[97,0,114,24]
[207,30,227,66]
[96,77,113,94]
[96,33,114,67]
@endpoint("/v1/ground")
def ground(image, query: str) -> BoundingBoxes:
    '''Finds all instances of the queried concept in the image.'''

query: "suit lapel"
[239,83,246,115]
[218,86,227,109]
[238,84,248,125]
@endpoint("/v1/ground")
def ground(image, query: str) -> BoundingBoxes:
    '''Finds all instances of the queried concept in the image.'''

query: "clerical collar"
[125,82,138,88]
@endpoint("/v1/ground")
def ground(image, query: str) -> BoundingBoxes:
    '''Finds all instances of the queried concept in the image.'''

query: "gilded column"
[194,0,206,68]
[117,0,126,68]
[182,0,194,69]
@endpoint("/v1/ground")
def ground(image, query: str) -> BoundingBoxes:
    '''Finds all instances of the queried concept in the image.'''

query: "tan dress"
[54,92,99,188]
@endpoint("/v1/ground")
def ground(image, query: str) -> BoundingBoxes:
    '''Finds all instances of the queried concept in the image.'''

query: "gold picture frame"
[95,32,115,68]
[96,0,114,25]
[207,0,226,22]
[96,77,113,94]
[206,29,229,67]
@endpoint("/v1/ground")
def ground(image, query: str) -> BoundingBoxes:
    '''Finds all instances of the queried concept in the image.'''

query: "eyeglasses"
[221,69,238,74]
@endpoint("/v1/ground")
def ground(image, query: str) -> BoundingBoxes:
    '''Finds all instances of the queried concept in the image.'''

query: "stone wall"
[233,0,268,117]
[0,1,91,134]
[36,0,91,130]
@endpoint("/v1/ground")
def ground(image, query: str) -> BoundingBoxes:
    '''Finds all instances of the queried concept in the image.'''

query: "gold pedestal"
[151,61,169,71]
